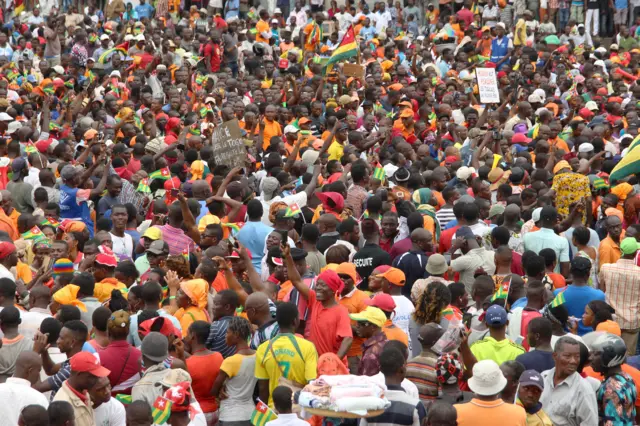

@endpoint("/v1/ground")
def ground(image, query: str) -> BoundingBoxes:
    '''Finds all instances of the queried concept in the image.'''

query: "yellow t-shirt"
[470,336,525,365]
[94,279,128,303]
[255,333,318,407]
[327,141,344,161]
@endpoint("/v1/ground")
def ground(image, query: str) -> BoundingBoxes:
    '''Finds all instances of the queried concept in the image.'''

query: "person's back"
[0,307,34,382]
[555,284,604,335]
[237,217,274,272]
[470,306,525,365]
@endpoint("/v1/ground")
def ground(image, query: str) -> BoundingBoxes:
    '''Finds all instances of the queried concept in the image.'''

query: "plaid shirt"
[600,259,640,329]
[359,330,388,376]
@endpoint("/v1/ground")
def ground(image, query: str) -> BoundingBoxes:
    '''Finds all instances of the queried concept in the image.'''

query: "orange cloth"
[185,352,224,413]
[256,19,270,43]
[211,272,229,293]
[547,272,566,289]
[599,234,624,271]
[549,137,570,153]
[0,209,18,240]
[339,289,370,357]
[261,119,283,151]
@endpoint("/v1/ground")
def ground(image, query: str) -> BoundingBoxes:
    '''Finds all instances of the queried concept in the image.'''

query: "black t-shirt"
[587,0,599,10]
[515,349,555,373]
[316,233,340,254]
[353,242,392,290]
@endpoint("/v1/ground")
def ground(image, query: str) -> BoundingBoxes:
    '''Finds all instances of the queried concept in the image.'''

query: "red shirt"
[438,225,461,254]
[456,8,474,26]
[203,42,222,73]
[127,157,141,174]
[306,290,353,356]
[185,352,224,413]
[97,340,142,394]
[511,251,524,276]
[520,309,542,351]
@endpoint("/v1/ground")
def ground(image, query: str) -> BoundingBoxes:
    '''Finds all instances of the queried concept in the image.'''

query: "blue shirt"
[511,297,527,310]
[236,221,274,273]
[523,228,570,273]
[135,3,154,18]
[554,285,605,335]
[360,26,377,41]
[614,0,626,8]
[516,349,555,373]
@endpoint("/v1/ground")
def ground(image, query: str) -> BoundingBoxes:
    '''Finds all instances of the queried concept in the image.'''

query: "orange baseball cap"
[336,262,359,284]
[376,267,406,286]
[400,109,414,118]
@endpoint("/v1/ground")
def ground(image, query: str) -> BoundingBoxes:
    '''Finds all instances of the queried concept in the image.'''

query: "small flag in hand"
[251,400,278,426]
[152,397,173,425]
[182,248,189,263]
[284,203,301,217]
[25,142,37,154]
[21,226,44,241]
[149,167,171,181]
[373,167,385,182]
[551,292,566,308]
[137,178,151,193]
[491,276,511,302]
[115,394,132,405]
[221,222,244,233]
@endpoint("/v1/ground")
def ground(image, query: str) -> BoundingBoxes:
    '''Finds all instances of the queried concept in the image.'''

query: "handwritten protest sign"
[211,119,245,168]
[476,68,500,104]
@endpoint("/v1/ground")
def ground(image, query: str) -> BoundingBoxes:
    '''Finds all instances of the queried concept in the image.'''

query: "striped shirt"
[436,207,456,229]
[47,360,70,401]
[250,320,280,350]
[206,316,237,358]
[361,386,426,426]
[600,259,640,329]
[155,224,197,256]
[405,350,439,406]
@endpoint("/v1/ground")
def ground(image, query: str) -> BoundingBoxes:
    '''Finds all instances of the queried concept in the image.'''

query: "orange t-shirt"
[256,19,270,43]
[212,272,229,293]
[339,289,370,357]
[262,120,283,150]
[303,23,321,52]
[549,137,570,154]
[185,352,224,413]
[382,320,409,345]
[547,272,566,289]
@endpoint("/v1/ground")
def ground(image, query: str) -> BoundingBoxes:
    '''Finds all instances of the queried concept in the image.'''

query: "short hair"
[384,340,408,360]
[448,282,466,302]
[188,320,211,344]
[379,347,405,376]
[463,203,479,222]
[539,248,557,268]
[276,302,299,329]
[501,360,525,380]
[48,401,74,426]
[524,254,546,278]
[228,316,252,340]
[137,310,160,330]
[272,386,293,413]
[528,317,553,341]
[198,258,219,283]
[141,281,163,303]
[40,317,62,345]
[247,199,264,220]
[20,404,49,426]
[554,335,581,353]
[218,289,239,310]
[92,307,112,333]
[62,320,88,343]
[573,226,592,245]
[71,272,95,296]
[0,277,16,299]
[0,305,21,327]
[115,260,139,280]
[57,305,81,323]
[301,224,320,244]
[426,401,457,426]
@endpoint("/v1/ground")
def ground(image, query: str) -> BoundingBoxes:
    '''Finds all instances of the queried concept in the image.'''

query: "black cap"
[540,206,557,222]
[571,256,592,272]
[113,143,132,155]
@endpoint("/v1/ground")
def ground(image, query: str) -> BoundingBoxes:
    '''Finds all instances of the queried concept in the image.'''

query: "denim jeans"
[559,7,570,30]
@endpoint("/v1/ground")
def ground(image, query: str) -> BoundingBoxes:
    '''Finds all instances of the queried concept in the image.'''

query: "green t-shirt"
[470,336,526,365]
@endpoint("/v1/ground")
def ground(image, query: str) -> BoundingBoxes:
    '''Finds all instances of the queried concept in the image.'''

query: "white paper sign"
[476,68,500,104]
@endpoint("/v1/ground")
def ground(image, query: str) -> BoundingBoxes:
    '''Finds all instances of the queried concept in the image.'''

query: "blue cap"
[485,305,508,326]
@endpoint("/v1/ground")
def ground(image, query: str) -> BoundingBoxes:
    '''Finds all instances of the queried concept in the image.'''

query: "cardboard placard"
[476,68,500,104]
[343,63,365,78]
[211,119,245,168]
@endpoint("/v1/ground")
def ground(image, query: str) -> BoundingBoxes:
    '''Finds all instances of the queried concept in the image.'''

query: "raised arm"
[282,243,309,300]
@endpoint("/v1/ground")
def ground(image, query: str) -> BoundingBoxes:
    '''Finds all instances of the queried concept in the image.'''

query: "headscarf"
[53,284,87,312]
[179,279,209,310]
[315,192,344,214]
[317,269,344,294]
[612,182,634,202]
[412,188,433,207]
[317,353,349,376]
[190,160,204,180]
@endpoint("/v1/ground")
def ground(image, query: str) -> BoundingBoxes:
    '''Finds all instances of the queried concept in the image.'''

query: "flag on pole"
[137,178,151,193]
[324,25,358,75]
[182,248,190,263]
[491,276,511,302]
[551,292,566,308]
[149,167,171,181]
[152,397,173,425]
[284,203,301,217]
[115,394,132,405]
[251,400,278,426]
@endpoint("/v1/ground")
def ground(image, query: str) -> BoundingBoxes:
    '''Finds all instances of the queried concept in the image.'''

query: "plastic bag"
[432,319,465,354]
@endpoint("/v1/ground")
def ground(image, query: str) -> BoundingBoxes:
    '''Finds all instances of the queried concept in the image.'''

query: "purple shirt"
[156,224,196,256]
[389,237,412,262]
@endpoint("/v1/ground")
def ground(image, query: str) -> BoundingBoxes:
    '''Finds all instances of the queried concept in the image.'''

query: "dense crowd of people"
[0,0,639,425]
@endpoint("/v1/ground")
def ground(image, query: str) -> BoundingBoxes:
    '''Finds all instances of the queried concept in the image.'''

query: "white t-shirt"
[94,398,126,426]
[392,295,415,352]
[259,192,308,225]
[110,232,134,259]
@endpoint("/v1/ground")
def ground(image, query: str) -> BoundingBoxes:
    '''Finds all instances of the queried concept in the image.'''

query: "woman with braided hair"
[408,281,451,357]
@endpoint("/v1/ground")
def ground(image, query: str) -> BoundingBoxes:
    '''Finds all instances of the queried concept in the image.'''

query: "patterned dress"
[596,372,637,426]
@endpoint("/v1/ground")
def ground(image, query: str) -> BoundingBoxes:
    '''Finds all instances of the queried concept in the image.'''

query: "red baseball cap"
[366,293,396,313]
[70,352,110,377]
[226,249,252,259]
[579,107,595,119]
[511,133,532,144]
[139,316,181,338]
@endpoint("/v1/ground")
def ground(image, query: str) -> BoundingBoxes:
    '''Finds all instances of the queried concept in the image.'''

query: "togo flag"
[152,397,173,425]
[491,276,511,302]
[149,167,171,181]
[324,25,358,75]
[21,226,44,241]
[551,292,566,308]
[284,203,301,217]
[251,400,277,426]
[373,167,385,181]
